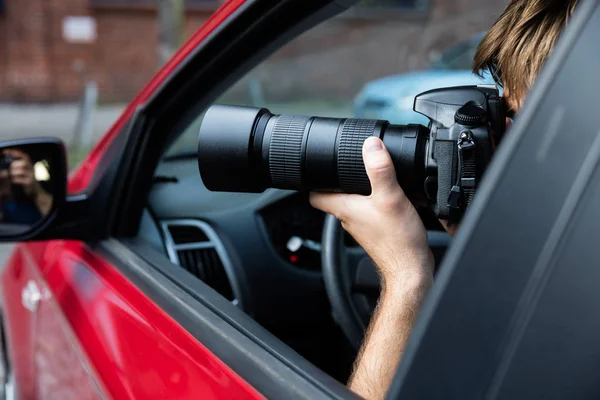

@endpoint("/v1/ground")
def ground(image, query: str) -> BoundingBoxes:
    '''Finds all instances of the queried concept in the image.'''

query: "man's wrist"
[382,270,432,303]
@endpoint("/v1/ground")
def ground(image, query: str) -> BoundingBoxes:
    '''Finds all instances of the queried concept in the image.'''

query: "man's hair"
[473,0,579,107]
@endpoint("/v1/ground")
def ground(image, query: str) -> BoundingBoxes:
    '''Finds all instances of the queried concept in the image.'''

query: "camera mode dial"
[455,101,487,127]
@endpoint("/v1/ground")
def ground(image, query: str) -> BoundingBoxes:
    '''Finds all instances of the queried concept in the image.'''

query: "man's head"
[473,0,579,112]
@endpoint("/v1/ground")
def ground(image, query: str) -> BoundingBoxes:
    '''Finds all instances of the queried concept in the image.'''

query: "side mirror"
[0,138,66,239]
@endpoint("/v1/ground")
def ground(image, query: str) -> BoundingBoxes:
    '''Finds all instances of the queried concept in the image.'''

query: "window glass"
[167,0,501,156]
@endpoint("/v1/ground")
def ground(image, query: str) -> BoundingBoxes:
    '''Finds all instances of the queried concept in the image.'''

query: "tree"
[158,0,186,69]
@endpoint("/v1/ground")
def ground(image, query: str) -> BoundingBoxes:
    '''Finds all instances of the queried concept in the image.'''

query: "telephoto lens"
[198,105,429,199]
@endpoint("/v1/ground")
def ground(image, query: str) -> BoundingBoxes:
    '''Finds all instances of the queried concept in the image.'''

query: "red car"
[0,0,599,399]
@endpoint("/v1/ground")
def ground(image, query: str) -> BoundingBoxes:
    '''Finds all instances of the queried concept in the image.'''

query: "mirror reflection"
[0,146,55,234]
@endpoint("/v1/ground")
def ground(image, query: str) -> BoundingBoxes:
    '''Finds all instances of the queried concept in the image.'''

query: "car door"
[1,1,362,399]
[4,238,266,399]
[27,241,105,400]
[2,240,106,400]
[68,0,362,398]
[1,243,46,400]
[0,1,270,399]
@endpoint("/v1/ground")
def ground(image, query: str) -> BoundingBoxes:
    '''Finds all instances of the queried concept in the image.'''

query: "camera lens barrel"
[198,105,428,197]
[265,114,311,189]
[198,105,271,193]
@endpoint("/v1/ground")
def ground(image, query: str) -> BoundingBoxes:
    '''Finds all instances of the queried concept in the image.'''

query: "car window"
[167,2,502,157]
[431,34,483,70]
[433,41,477,70]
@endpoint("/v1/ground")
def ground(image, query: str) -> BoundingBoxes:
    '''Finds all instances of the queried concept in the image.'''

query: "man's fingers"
[10,161,30,178]
[10,161,33,180]
[10,160,28,171]
[11,171,28,182]
[10,160,33,186]
[310,192,363,221]
[309,192,345,215]
[362,137,402,197]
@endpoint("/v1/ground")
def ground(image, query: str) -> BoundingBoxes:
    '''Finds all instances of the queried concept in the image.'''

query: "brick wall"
[2,0,55,101]
[0,0,214,103]
[0,9,6,98]
[0,0,508,103]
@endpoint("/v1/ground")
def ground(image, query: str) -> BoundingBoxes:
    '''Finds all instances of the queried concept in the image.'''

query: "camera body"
[0,156,14,171]
[197,85,506,222]
[417,85,504,220]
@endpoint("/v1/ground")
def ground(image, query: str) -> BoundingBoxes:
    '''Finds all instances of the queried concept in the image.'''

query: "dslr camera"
[0,155,13,171]
[198,85,506,222]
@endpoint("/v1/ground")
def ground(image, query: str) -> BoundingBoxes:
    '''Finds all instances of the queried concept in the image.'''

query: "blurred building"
[0,0,219,103]
[0,0,504,103]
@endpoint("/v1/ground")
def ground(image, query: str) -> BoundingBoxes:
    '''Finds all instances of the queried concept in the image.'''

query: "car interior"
[129,7,470,381]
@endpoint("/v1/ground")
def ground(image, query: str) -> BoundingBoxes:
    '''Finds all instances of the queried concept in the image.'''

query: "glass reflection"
[0,148,53,231]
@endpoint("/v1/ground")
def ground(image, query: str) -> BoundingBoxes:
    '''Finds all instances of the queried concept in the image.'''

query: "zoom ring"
[338,119,378,195]
[269,115,309,189]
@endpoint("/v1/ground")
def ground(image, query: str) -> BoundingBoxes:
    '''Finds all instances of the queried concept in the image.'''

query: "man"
[0,148,53,226]
[310,1,580,399]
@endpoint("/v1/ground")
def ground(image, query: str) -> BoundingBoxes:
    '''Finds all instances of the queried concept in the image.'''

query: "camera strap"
[448,131,476,215]
[459,131,477,206]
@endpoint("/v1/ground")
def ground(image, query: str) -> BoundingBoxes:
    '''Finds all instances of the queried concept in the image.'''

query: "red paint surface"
[2,241,264,400]
[1,245,37,399]
[33,283,104,400]
[68,0,248,194]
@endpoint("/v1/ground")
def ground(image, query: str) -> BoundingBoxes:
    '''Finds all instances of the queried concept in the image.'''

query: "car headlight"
[396,95,415,110]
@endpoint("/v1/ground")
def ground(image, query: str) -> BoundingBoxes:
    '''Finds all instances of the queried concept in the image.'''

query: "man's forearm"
[348,273,432,400]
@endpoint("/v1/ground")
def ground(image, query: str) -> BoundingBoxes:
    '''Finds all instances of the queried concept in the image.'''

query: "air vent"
[162,220,239,306]
[168,224,209,244]
[176,248,234,301]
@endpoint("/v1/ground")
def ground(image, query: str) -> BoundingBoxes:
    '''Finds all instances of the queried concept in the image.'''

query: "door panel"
[1,242,102,400]
[33,289,103,400]
[1,245,38,399]
[22,240,263,400]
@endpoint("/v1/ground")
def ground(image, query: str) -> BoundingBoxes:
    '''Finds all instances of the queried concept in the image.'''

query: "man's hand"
[5,149,40,197]
[310,137,434,400]
[4,149,53,217]
[310,136,434,290]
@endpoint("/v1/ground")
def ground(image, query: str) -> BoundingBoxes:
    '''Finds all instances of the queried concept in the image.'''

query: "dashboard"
[148,157,336,321]
[147,157,361,378]
[148,157,360,284]
[145,156,450,380]
[259,193,358,271]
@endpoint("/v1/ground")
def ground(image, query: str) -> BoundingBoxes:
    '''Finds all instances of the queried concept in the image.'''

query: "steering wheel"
[321,213,450,348]
[321,213,381,349]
